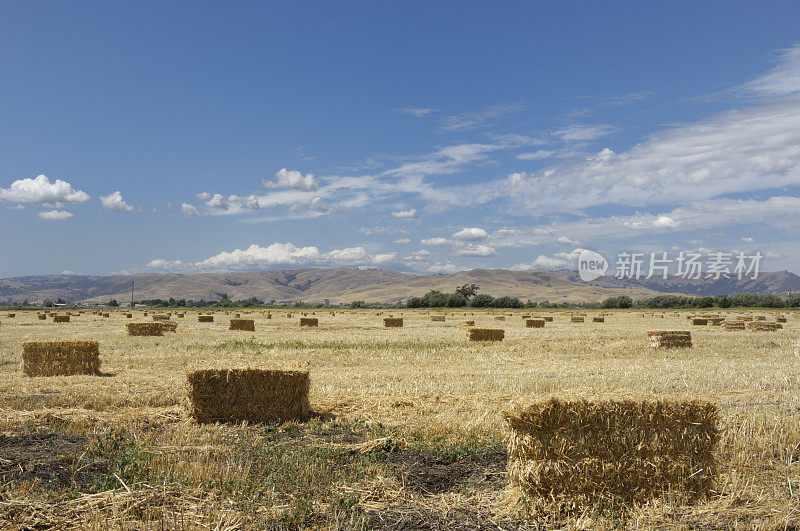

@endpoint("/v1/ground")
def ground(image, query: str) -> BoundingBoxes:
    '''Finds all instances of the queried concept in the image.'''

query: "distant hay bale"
[723,321,745,331]
[185,368,310,423]
[7,313,15,318]
[153,314,170,321]
[125,313,132,318]
[300,317,318,327]
[691,318,708,326]
[755,316,766,321]
[570,316,584,323]
[648,331,693,348]
[525,319,545,328]
[229,319,255,331]
[468,328,504,341]
[461,320,476,327]
[707,318,724,326]
[746,321,782,332]
[266,313,272,319]
[383,317,403,327]
[37,314,47,320]
[504,395,718,514]
[495,316,506,321]
[176,313,185,318]
[53,315,70,323]
[542,316,553,322]
[777,317,787,323]
[592,317,604,323]
[521,315,531,319]
[102,313,110,318]
[126,322,164,336]
[198,315,214,323]
[431,315,445,322]
[22,341,101,377]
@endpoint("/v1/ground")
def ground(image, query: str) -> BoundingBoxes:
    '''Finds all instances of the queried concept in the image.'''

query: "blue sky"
[2,2,800,277]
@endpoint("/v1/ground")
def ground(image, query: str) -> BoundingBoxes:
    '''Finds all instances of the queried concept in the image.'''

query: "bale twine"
[746,321,782,332]
[648,331,692,348]
[229,319,255,331]
[299,317,318,327]
[22,341,101,376]
[185,368,310,423]
[723,321,745,331]
[383,317,403,327]
[525,319,545,328]
[592,317,604,323]
[468,328,504,341]
[430,315,445,322]
[504,394,718,514]
[198,315,214,323]
[570,316,585,323]
[126,323,164,336]
[53,315,70,323]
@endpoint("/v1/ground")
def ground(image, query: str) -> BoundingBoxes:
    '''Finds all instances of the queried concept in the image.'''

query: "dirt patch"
[0,432,108,490]
[384,450,507,494]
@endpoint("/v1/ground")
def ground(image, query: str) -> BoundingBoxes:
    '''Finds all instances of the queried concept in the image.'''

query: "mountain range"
[1,267,798,305]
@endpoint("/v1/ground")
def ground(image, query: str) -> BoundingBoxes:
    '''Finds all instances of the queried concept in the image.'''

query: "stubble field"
[0,308,798,529]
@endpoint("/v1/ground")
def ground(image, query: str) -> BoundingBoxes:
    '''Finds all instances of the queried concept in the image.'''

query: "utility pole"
[131,280,135,307]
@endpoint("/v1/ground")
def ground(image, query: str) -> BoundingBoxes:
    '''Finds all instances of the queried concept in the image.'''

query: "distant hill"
[0,267,797,305]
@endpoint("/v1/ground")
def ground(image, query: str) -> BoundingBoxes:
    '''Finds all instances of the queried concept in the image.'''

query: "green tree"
[455,283,479,299]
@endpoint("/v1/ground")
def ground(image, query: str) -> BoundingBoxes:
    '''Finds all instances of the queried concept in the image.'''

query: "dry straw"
[185,368,310,423]
[592,317,605,323]
[503,393,718,515]
[723,321,745,331]
[22,341,101,377]
[430,315,445,322]
[126,323,164,336]
[229,319,255,331]
[467,328,504,341]
[691,318,708,326]
[746,321,782,332]
[570,316,585,323]
[299,317,318,327]
[198,315,214,323]
[525,319,545,328]
[648,331,693,348]
[158,321,178,333]
[53,315,70,323]
[383,317,403,327]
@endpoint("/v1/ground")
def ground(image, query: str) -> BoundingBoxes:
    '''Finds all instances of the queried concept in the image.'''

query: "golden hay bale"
[691,318,708,326]
[570,316,584,323]
[706,318,724,326]
[525,319,545,328]
[430,315,445,322]
[746,321,782,332]
[7,313,16,318]
[153,314,170,321]
[22,341,101,377]
[185,368,310,423]
[723,321,745,331]
[229,319,255,331]
[755,316,766,321]
[495,316,506,321]
[648,331,692,348]
[126,322,164,336]
[504,395,718,514]
[125,313,133,318]
[53,315,70,323]
[102,313,110,318]
[158,321,178,333]
[383,317,403,327]
[198,315,214,323]
[37,314,47,320]
[300,317,318,327]
[592,317,604,323]
[542,316,553,322]
[777,317,787,323]
[176,313,185,318]
[468,328,504,341]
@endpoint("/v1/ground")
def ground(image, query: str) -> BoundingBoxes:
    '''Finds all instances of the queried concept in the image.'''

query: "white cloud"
[741,237,755,243]
[199,193,260,215]
[99,191,133,212]
[513,248,585,271]
[452,227,489,241]
[740,44,800,98]
[391,208,417,219]
[181,203,200,217]
[553,124,614,141]
[420,237,450,246]
[37,209,74,220]
[517,150,555,161]
[397,107,437,117]
[456,244,496,257]
[0,175,89,205]
[652,215,678,228]
[558,236,579,245]
[393,238,411,244]
[265,168,318,191]
[145,259,185,271]
[439,103,523,132]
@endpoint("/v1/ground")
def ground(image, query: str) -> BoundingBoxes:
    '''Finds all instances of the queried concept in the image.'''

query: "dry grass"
[0,308,798,528]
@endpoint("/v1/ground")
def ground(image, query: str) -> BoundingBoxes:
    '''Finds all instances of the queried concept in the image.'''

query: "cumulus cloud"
[420,237,450,246]
[99,191,133,212]
[198,193,260,215]
[391,208,417,219]
[264,168,318,191]
[181,203,200,217]
[512,248,585,271]
[452,227,489,241]
[393,238,411,244]
[0,175,89,205]
[37,209,74,220]
[517,150,555,161]
[456,244,496,257]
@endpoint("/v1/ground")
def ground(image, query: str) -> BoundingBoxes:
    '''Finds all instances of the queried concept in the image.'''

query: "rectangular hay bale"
[126,322,164,336]
[299,317,318,327]
[198,315,214,323]
[467,328,504,341]
[22,341,101,376]
[229,319,255,331]
[525,319,545,328]
[383,317,403,327]
[648,330,693,348]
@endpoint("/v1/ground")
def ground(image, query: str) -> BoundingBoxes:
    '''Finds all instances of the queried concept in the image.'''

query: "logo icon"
[578,249,608,281]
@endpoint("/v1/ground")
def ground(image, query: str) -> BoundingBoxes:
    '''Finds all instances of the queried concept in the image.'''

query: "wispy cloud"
[438,103,523,132]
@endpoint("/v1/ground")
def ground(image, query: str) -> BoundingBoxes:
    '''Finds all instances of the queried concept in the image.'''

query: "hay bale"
[229,319,255,331]
[153,314,170,321]
[746,321,782,332]
[755,316,766,321]
[126,322,164,336]
[723,321,745,331]
[430,315,445,322]
[542,316,553,322]
[125,313,133,318]
[299,317,318,327]
[777,317,787,323]
[7,313,15,318]
[707,318,724,326]
[525,319,545,328]
[185,368,310,423]
[198,315,214,323]
[495,316,506,321]
[383,317,403,327]
[37,314,47,320]
[461,320,476,327]
[468,328,504,341]
[158,321,178,333]
[691,318,708,326]
[504,395,718,514]
[570,316,584,323]
[648,331,692,348]
[22,341,101,376]
[592,317,604,323]
[53,315,70,323]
